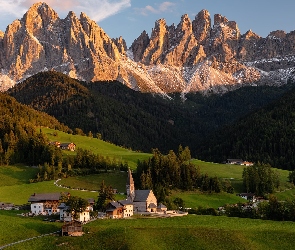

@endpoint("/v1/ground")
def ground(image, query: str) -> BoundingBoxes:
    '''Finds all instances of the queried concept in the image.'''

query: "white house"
[28,193,67,215]
[58,203,92,223]
[31,202,44,215]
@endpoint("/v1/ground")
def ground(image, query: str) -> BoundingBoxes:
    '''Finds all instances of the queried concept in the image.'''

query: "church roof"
[134,190,153,202]
[126,168,134,185]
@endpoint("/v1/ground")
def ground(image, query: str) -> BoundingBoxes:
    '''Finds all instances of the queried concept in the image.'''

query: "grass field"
[2,214,295,250]
[0,210,60,247]
[58,172,128,193]
[170,190,245,208]
[42,127,151,169]
[0,165,39,186]
[192,159,292,193]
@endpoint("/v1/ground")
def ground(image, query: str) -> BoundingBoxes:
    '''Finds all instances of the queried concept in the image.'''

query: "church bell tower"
[126,168,135,201]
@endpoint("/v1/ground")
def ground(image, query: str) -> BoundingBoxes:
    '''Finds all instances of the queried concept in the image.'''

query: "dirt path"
[0,231,60,249]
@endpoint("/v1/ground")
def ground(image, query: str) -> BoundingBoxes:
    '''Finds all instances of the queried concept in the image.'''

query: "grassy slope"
[58,172,128,193]
[42,127,151,169]
[3,215,295,250]
[0,179,97,205]
[192,159,292,192]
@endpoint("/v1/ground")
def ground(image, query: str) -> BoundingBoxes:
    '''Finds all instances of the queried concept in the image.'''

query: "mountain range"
[0,2,295,94]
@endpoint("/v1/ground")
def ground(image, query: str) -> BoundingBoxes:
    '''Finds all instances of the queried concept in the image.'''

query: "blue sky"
[0,0,294,46]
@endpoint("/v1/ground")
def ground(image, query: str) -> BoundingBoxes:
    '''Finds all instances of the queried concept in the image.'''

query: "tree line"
[30,148,129,183]
[135,146,234,203]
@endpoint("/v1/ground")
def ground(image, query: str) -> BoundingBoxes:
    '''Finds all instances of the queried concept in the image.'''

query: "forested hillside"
[0,92,69,165]
[196,83,295,170]
[8,71,293,155]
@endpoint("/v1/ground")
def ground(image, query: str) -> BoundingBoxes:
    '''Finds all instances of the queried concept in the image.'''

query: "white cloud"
[136,2,175,16]
[0,0,131,22]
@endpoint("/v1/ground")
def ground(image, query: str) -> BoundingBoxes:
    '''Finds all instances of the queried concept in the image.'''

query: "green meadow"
[41,127,151,169]
[58,172,128,193]
[2,214,295,250]
[1,128,295,249]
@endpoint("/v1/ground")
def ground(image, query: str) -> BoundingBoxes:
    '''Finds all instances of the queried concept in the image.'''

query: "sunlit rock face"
[1,4,295,95]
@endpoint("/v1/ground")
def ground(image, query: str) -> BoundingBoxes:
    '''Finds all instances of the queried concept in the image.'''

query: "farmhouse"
[226,159,244,165]
[226,159,253,166]
[237,193,257,202]
[127,169,157,213]
[58,198,94,222]
[28,192,69,215]
[60,142,76,151]
[105,199,134,219]
[61,221,83,236]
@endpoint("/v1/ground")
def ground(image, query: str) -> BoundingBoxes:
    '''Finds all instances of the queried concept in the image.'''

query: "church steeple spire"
[126,168,135,201]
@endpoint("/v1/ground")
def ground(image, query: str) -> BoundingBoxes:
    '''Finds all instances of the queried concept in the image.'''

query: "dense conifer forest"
[8,72,294,162]
[0,92,69,165]
[196,81,295,170]
[6,71,295,170]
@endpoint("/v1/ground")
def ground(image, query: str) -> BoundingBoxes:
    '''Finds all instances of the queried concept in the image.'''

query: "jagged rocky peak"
[268,30,286,39]
[243,29,261,40]
[113,36,127,55]
[0,30,4,39]
[23,2,59,33]
[152,18,168,39]
[214,14,228,25]
[177,14,192,33]
[130,30,150,62]
[192,9,211,44]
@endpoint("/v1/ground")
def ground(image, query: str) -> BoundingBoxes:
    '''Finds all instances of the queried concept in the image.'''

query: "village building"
[60,142,76,151]
[236,193,257,202]
[226,159,253,166]
[157,203,167,213]
[58,198,94,223]
[226,159,244,165]
[0,202,15,210]
[126,169,157,213]
[61,221,83,236]
[28,193,69,215]
[105,201,124,219]
[105,199,134,219]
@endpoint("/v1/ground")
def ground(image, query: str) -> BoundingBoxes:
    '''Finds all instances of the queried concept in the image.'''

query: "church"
[126,169,158,213]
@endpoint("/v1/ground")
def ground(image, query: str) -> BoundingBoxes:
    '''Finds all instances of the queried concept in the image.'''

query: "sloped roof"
[87,198,95,204]
[106,201,123,212]
[148,203,157,209]
[118,198,133,205]
[134,190,152,202]
[157,203,167,209]
[28,193,63,202]
[58,202,70,210]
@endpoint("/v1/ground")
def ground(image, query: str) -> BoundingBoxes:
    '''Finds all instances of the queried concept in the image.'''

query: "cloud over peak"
[0,0,131,22]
